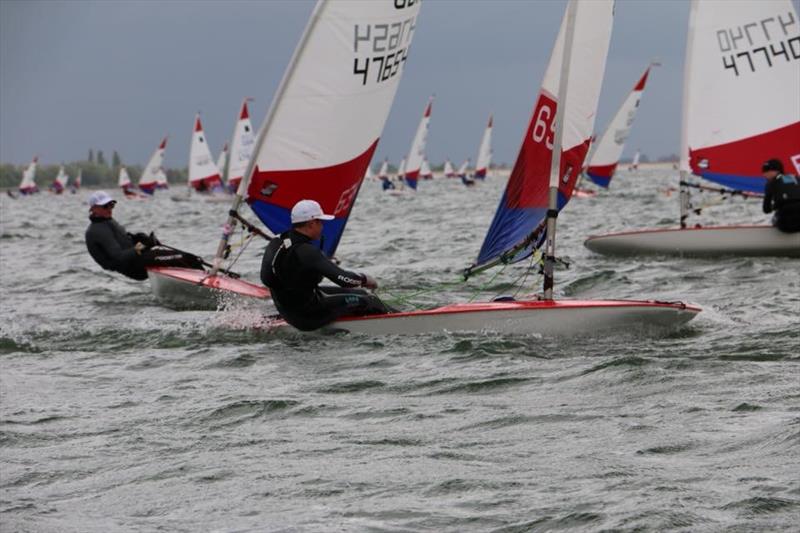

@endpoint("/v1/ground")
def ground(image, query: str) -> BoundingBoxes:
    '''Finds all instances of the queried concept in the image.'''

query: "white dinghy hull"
[316,299,700,336]
[147,267,270,310]
[584,225,800,258]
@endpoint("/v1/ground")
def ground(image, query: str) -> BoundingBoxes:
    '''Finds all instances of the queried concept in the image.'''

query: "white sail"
[216,142,229,182]
[420,158,433,179]
[189,114,222,191]
[364,164,374,180]
[53,166,69,190]
[682,0,800,192]
[118,166,132,189]
[377,158,390,179]
[586,66,652,186]
[443,158,455,178]
[155,168,168,188]
[74,169,82,189]
[227,99,256,190]
[403,96,433,187]
[457,158,470,176]
[397,157,406,178]
[474,115,493,178]
[218,0,422,261]
[631,149,641,169]
[139,136,167,192]
[18,156,38,193]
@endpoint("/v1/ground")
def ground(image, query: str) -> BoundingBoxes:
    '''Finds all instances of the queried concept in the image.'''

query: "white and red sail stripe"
[682,0,800,193]
[474,114,493,178]
[189,114,223,192]
[586,66,652,187]
[245,0,422,256]
[139,136,167,194]
[403,96,433,189]
[18,156,39,194]
[227,99,256,191]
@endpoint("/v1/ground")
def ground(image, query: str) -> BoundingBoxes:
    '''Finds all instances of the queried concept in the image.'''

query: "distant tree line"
[0,148,187,189]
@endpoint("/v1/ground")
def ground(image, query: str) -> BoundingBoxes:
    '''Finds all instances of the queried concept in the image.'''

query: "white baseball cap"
[291,199,334,224]
[88,191,116,207]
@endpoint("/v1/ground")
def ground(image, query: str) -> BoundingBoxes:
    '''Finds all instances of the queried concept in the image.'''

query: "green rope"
[376,249,549,310]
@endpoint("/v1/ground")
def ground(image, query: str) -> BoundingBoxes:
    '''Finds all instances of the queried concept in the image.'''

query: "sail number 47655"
[352,15,417,86]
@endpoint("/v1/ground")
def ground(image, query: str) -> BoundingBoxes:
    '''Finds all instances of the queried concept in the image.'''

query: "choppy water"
[1,169,799,532]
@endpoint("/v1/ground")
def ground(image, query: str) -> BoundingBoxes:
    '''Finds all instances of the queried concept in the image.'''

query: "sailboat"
[585,0,800,257]
[474,114,493,180]
[364,163,374,181]
[50,166,69,194]
[628,149,641,171]
[18,156,39,195]
[154,169,169,189]
[147,0,422,306]
[377,158,394,190]
[118,166,138,197]
[226,98,256,193]
[443,158,456,178]
[188,114,224,194]
[403,97,433,190]
[585,65,654,187]
[457,158,475,186]
[138,136,167,195]
[420,158,433,180]
[317,0,699,335]
[73,170,82,191]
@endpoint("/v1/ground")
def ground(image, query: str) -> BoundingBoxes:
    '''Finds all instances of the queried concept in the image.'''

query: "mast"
[542,0,577,301]
[210,1,326,274]
[679,0,698,229]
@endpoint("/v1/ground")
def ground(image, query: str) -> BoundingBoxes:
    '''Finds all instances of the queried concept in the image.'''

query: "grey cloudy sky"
[0,0,776,169]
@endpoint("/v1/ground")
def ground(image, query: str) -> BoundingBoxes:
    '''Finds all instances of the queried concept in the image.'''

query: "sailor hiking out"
[762,159,800,233]
[261,200,392,331]
[84,191,204,280]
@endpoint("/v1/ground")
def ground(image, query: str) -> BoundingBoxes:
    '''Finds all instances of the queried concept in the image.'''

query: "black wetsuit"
[85,216,204,280]
[763,174,800,233]
[260,230,390,331]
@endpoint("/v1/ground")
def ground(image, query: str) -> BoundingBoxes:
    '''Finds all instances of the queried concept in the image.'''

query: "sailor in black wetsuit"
[261,199,392,331]
[85,191,203,280]
[762,159,800,233]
